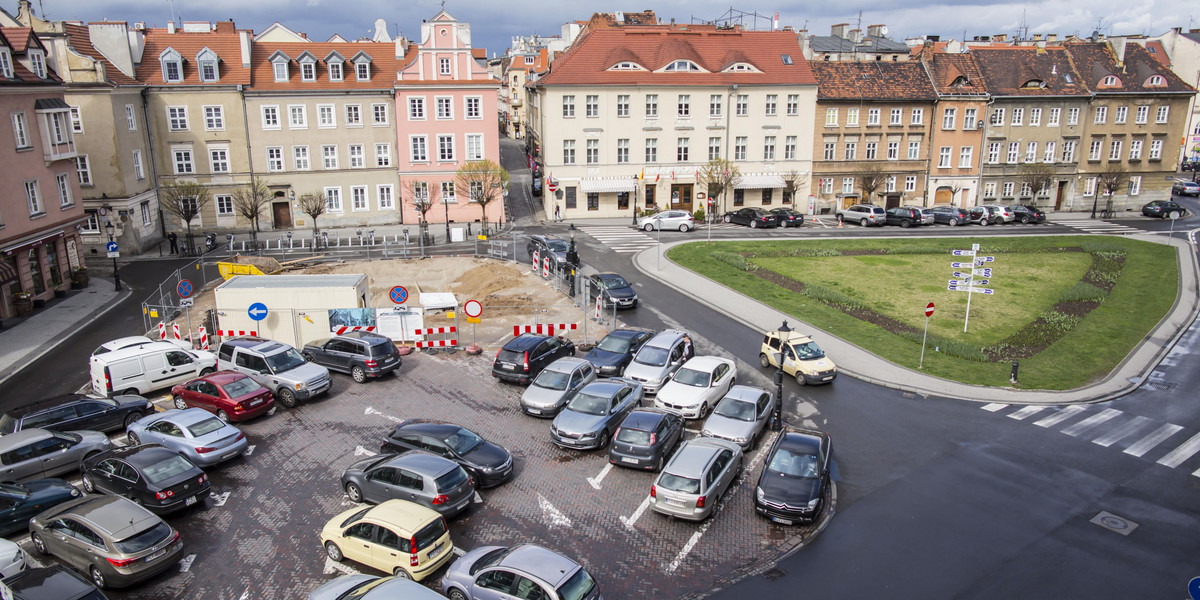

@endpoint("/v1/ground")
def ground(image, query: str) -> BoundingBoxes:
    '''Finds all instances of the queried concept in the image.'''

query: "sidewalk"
[632,232,1200,404]
[0,278,129,387]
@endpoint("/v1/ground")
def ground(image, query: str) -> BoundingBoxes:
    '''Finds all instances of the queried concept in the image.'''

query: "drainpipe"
[140,87,166,239]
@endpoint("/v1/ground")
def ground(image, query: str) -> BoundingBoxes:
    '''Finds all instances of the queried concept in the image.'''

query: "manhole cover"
[1143,380,1178,392]
[763,568,787,581]
[1090,511,1139,536]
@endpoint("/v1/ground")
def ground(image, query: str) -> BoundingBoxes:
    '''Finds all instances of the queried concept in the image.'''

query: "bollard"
[1010,361,1019,384]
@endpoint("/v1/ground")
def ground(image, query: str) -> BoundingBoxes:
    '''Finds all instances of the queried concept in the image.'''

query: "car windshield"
[113,521,171,554]
[186,418,226,438]
[264,349,306,373]
[0,483,29,497]
[713,399,754,421]
[634,346,669,367]
[546,240,569,252]
[616,426,652,445]
[598,276,631,289]
[566,391,610,416]
[340,506,371,528]
[766,448,820,479]
[221,377,263,398]
[532,368,570,391]
[52,431,81,444]
[142,454,195,484]
[596,335,633,353]
[792,342,825,360]
[557,567,598,600]
[469,547,514,576]
[672,367,711,387]
[658,472,701,494]
[341,578,394,600]
[444,427,484,455]
[0,415,17,435]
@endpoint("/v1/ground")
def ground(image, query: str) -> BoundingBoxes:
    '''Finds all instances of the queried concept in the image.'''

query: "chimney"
[867,24,887,38]
[167,21,176,34]
[1111,37,1128,63]
[214,20,235,34]
[831,23,849,39]
[850,29,864,44]
[1048,33,1058,43]
[919,40,936,61]
[994,33,1007,42]
[1032,33,1043,41]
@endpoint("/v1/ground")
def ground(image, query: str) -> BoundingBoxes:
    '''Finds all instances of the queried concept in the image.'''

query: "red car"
[170,370,274,422]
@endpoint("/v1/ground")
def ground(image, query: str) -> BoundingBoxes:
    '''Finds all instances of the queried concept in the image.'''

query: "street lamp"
[104,221,121,292]
[444,195,451,244]
[631,176,639,227]
[566,223,579,267]
[771,320,791,431]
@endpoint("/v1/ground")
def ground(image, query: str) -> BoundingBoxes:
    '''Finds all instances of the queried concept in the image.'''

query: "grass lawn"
[668,236,1177,390]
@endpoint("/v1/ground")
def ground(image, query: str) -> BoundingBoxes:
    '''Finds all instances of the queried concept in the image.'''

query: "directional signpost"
[105,240,119,258]
[920,302,935,369]
[948,243,997,332]
[247,302,268,322]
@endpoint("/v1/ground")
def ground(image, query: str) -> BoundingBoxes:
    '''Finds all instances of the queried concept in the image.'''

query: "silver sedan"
[520,357,597,417]
[701,386,776,450]
[125,408,248,467]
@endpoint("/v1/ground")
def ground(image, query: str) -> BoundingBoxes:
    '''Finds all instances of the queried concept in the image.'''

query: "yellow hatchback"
[320,499,454,581]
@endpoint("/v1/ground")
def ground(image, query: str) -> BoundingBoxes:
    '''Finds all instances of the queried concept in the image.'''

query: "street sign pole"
[920,302,935,369]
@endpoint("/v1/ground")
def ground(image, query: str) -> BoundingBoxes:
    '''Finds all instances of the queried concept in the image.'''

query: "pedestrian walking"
[554,204,562,222]
[167,232,178,254]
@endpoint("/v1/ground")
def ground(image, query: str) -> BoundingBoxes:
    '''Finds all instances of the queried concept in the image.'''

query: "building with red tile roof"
[918,46,991,207]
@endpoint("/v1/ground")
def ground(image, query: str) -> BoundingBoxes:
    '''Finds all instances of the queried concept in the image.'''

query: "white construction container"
[213,274,370,347]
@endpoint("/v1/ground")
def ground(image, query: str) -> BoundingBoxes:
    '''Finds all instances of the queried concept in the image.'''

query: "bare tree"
[232,177,272,240]
[1016,164,1056,204]
[856,163,888,203]
[297,191,327,236]
[1095,163,1130,218]
[696,158,741,217]
[159,181,211,252]
[781,169,809,208]
[454,159,510,229]
[403,178,434,238]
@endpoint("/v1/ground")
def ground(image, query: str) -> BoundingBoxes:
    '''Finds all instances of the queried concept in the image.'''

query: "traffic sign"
[973,268,992,277]
[105,241,118,253]
[177,279,193,298]
[389,286,409,304]
[949,279,970,286]
[976,256,995,263]
[247,302,268,321]
[925,302,935,317]
[950,262,974,269]
[179,298,194,308]
[547,179,558,193]
[975,279,990,285]
[466,316,482,324]
[951,249,975,256]
[463,299,483,318]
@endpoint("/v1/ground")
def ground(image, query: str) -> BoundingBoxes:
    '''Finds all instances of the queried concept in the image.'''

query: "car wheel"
[351,366,367,383]
[979,218,989,226]
[127,432,140,446]
[750,220,759,229]
[795,371,807,386]
[643,223,654,232]
[654,454,665,472]
[679,223,690,232]
[199,367,215,376]
[900,220,911,228]
[217,410,230,423]
[173,396,188,410]
[700,402,710,418]
[1021,216,1031,224]
[346,483,363,503]
[83,474,96,493]
[276,388,297,408]
[860,218,869,227]
[90,566,107,589]
[759,353,771,368]
[448,589,469,600]
[393,567,412,579]
[30,532,46,555]
[325,541,344,562]
[123,412,143,429]
[1169,211,1181,220]
[121,388,139,396]
[303,352,315,362]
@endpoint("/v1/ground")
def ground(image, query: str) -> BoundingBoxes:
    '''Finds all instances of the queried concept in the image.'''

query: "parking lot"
[8,349,826,599]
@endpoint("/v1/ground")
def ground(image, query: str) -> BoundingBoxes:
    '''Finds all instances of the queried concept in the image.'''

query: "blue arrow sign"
[951,249,976,256]
[105,241,118,252]
[176,280,193,298]
[1189,576,1200,600]
[247,302,268,321]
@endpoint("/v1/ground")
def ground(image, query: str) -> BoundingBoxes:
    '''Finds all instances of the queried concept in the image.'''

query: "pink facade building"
[395,10,502,230]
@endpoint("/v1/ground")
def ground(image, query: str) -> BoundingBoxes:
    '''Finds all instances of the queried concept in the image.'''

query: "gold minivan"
[759,330,837,385]
[320,499,454,581]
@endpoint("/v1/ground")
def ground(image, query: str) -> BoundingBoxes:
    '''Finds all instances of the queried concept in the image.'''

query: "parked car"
[520,357,597,417]
[608,408,685,471]
[929,206,970,226]
[309,575,446,600]
[90,342,216,398]
[340,452,475,518]
[170,371,274,423]
[320,500,454,582]
[1,565,108,600]
[379,421,514,488]
[754,427,832,525]
[654,356,738,419]
[216,337,332,408]
[588,273,638,309]
[0,479,81,536]
[583,329,653,376]
[302,331,401,383]
[1142,200,1185,219]
[837,204,886,226]
[0,429,112,484]
[884,206,924,228]
[980,204,1014,223]
[1008,205,1046,224]
[29,495,185,589]
[125,408,248,468]
[526,235,569,264]
[1172,179,1200,196]
[91,336,188,357]
[80,445,210,515]
[623,329,694,395]
[491,333,575,385]
[531,177,542,197]
[441,544,601,600]
[967,205,1002,226]
[701,386,776,450]
[550,378,643,450]
[0,394,154,436]
[649,438,743,521]
[768,208,805,227]
[916,207,936,225]
[723,207,779,228]
[759,327,837,385]
[0,537,27,579]
[638,209,694,232]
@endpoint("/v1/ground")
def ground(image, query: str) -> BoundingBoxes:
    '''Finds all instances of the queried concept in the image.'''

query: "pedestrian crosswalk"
[577,226,659,254]
[980,402,1200,476]
[1049,219,1142,235]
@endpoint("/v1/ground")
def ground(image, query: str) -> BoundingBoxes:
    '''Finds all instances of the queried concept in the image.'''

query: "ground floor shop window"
[45,242,61,286]
[617,192,629,210]
[565,187,576,209]
[762,189,773,205]
[783,190,792,204]
[587,192,599,211]
[733,189,744,206]
[28,248,44,294]
[645,186,655,210]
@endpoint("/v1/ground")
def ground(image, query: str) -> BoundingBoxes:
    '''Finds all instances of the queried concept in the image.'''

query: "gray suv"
[216,338,332,408]
[302,331,402,383]
[0,429,113,484]
[837,204,886,226]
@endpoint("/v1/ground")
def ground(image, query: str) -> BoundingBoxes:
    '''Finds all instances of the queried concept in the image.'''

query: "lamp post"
[631,176,639,226]
[566,223,579,297]
[772,320,791,431]
[443,195,451,244]
[104,221,121,292]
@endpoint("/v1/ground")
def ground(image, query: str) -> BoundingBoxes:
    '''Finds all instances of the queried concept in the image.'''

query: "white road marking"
[210,491,231,507]
[364,406,405,423]
[1156,431,1200,468]
[244,444,256,456]
[619,495,652,530]
[1124,423,1183,457]
[1092,416,1151,447]
[537,494,572,529]
[1007,406,1047,420]
[237,589,251,600]
[355,445,377,457]
[178,554,196,572]
[1061,409,1122,437]
[980,403,1008,412]
[587,463,613,490]
[453,547,466,557]
[1033,405,1087,428]
[666,523,710,574]
[473,491,483,504]
[323,557,360,576]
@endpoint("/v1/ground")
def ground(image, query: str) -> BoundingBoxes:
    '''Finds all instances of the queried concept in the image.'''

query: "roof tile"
[810,61,936,101]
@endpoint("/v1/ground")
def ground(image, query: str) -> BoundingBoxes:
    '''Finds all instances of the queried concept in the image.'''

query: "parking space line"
[538,494,572,528]
[179,554,196,572]
[354,445,377,457]
[619,495,652,530]
[1033,405,1087,428]
[1124,423,1183,457]
[666,523,710,574]
[980,403,1008,412]
[587,463,613,489]
[364,406,404,423]
[1156,431,1200,468]
[453,547,466,557]
[323,557,360,576]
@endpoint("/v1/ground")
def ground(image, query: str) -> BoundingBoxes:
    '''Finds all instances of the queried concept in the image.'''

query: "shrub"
[1060,282,1107,303]
[712,251,756,272]
[896,330,988,361]
[802,284,863,310]
[693,208,706,221]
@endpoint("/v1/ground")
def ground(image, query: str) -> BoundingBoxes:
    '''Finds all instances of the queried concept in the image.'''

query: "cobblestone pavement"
[12,353,821,600]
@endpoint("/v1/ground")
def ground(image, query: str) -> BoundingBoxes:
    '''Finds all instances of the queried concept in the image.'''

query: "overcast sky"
[12,1,1197,57]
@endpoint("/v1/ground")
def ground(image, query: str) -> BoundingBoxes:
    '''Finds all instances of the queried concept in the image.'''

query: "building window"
[289,105,307,128]
[1114,106,1127,124]
[847,108,859,126]
[819,178,833,194]
[318,104,335,128]
[735,136,747,161]
[868,108,880,125]
[140,201,153,225]
[942,108,956,130]
[11,112,29,148]
[710,94,723,118]
[440,181,456,204]
[586,139,600,164]
[862,141,876,160]
[562,139,576,164]
[439,57,451,76]
[1002,182,1015,197]
[173,149,193,174]
[908,140,920,160]
[0,48,12,78]
[844,142,857,160]
[886,141,898,160]
[376,143,392,167]
[733,189,744,206]
[1150,138,1163,159]
[1108,140,1123,161]
[1089,139,1103,160]
[273,59,288,82]
[323,145,339,169]
[25,179,42,215]
[982,182,996,198]
[586,95,599,118]
[736,95,748,116]
[1129,139,1143,160]
[1061,141,1077,163]
[677,94,690,117]
[372,104,389,125]
[586,192,599,211]
[842,178,854,194]
[300,60,316,82]
[785,136,797,160]
[436,97,452,119]
[938,146,951,168]
[1025,141,1037,163]
[56,173,71,207]
[431,136,452,162]
[349,144,364,168]
[133,150,144,180]
[562,95,575,118]
[617,191,630,210]
[987,142,1000,164]
[764,136,776,160]
[267,147,283,171]
[620,139,632,163]
[216,195,234,216]
[167,106,188,131]
[884,176,896,193]
[204,106,224,131]
[644,138,656,162]
[1011,107,1024,126]
[68,107,84,134]
[1156,106,1170,123]
[328,61,343,81]
[1135,105,1149,124]
[1043,141,1056,163]
[765,94,778,116]
[1029,107,1042,126]
[762,188,774,204]
[1128,176,1142,196]
[890,108,902,125]
[959,146,973,168]
[905,175,917,192]
[161,51,182,82]
[82,210,100,232]
[410,136,428,162]
[676,137,689,162]
[262,106,279,129]
[293,146,310,171]
[826,108,838,126]
[1094,106,1107,124]
[466,97,482,119]
[617,95,630,117]
[378,184,395,210]
[1006,142,1019,164]
[991,107,1005,126]
[351,186,368,211]
[645,94,658,117]
[911,108,923,125]
[787,94,799,116]
[823,142,835,161]
[345,104,362,127]
[1047,107,1060,126]
[1067,107,1080,125]
[325,187,342,212]
[209,147,229,173]
[1083,177,1096,196]
[125,104,137,131]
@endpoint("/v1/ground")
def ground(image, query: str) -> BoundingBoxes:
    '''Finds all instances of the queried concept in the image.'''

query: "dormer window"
[1102,75,1120,86]
[951,75,969,87]
[1146,74,1166,86]
[29,49,46,78]
[269,51,291,82]
[608,61,645,71]
[352,52,373,81]
[722,62,761,73]
[0,48,13,78]
[297,52,317,82]
[664,60,701,72]
[195,48,219,82]
[159,48,183,83]
[1021,79,1045,89]
[325,52,344,81]
[524,56,535,65]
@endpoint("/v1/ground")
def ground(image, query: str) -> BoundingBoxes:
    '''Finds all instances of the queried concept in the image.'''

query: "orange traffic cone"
[837,218,843,229]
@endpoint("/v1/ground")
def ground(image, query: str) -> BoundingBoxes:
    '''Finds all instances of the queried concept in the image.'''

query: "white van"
[91,336,190,357]
[90,342,217,397]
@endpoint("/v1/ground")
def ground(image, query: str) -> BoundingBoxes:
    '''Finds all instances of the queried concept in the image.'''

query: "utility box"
[214,274,370,347]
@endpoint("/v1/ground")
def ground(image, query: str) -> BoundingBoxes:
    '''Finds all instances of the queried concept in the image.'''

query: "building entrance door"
[272,193,293,229]
[671,184,693,213]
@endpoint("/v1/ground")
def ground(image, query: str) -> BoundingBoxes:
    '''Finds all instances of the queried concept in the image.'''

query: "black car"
[492,333,576,385]
[929,206,970,226]
[583,329,653,376]
[768,208,805,227]
[1008,205,1046,224]
[754,427,831,525]
[589,273,638,309]
[2,566,107,600]
[608,408,684,471]
[1142,200,1185,219]
[884,207,923,228]
[531,177,543,197]
[0,479,81,536]
[301,331,401,383]
[80,444,210,515]
[723,208,779,228]
[0,394,154,436]
[379,420,514,488]
[526,235,569,264]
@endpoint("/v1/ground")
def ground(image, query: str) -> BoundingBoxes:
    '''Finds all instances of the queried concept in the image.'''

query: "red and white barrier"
[332,326,376,335]
[198,326,209,350]
[414,326,457,335]
[217,329,258,337]
[532,249,540,271]
[594,295,602,320]
[172,323,181,340]
[415,339,457,348]
[542,256,551,278]
[512,323,578,337]
[158,322,166,339]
